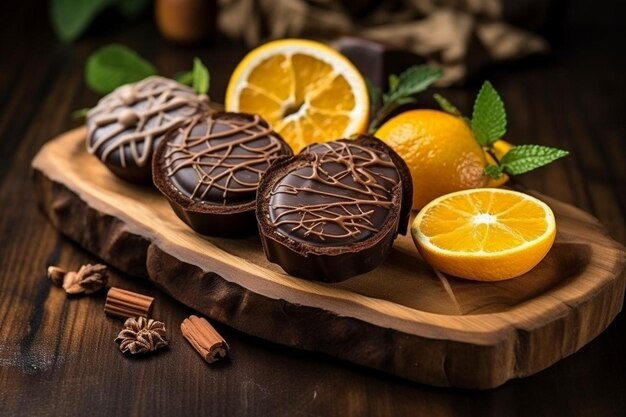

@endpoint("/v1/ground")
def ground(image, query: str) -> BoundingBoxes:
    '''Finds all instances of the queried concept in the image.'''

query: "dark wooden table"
[1,1,625,416]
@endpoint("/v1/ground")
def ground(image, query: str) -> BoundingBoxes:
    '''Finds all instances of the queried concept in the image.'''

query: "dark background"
[1,1,625,416]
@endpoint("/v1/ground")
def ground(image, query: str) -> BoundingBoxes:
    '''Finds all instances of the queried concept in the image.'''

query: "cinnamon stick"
[181,315,229,363]
[104,287,154,319]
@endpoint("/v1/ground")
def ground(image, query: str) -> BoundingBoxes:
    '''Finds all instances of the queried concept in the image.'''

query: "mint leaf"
[115,0,150,17]
[175,71,194,86]
[365,78,381,111]
[175,58,210,93]
[51,0,113,42]
[484,164,503,179]
[369,65,442,132]
[433,94,462,117]
[391,65,443,99]
[86,44,157,94]
[500,145,569,175]
[192,58,210,95]
[72,107,90,119]
[471,81,506,147]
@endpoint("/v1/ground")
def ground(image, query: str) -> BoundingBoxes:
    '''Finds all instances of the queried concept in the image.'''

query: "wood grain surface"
[1,0,626,415]
[31,127,626,389]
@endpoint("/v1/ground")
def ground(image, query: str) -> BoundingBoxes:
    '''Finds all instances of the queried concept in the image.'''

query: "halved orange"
[225,39,369,153]
[411,188,556,281]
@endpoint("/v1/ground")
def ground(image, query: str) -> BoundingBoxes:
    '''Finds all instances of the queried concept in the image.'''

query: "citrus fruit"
[411,188,556,281]
[375,109,488,209]
[225,39,369,153]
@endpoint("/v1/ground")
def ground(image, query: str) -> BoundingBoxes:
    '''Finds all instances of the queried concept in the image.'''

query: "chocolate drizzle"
[86,76,208,182]
[269,141,400,245]
[163,112,291,204]
[256,135,413,281]
[152,112,292,237]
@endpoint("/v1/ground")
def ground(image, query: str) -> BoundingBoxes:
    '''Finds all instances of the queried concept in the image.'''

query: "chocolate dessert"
[257,135,413,282]
[153,112,292,236]
[86,76,209,183]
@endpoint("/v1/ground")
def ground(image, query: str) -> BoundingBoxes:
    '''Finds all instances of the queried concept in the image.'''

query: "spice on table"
[115,316,168,355]
[105,287,154,319]
[181,315,229,363]
[47,263,108,295]
[47,266,66,286]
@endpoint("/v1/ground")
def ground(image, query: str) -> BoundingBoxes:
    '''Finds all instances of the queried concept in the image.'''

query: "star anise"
[48,263,108,295]
[115,316,168,355]
[71,263,108,294]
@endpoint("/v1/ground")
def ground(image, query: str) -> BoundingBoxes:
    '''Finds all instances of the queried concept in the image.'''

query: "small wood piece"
[105,287,154,320]
[181,315,229,363]
[31,128,626,388]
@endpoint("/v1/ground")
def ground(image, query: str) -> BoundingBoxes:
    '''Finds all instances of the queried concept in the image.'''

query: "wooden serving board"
[32,128,626,389]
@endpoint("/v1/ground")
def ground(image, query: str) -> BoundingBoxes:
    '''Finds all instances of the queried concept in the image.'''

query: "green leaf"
[471,81,507,147]
[175,71,194,86]
[369,65,442,132]
[365,77,381,111]
[50,0,113,42]
[433,94,462,117]
[484,164,503,179]
[85,44,157,94]
[389,65,443,100]
[499,144,569,175]
[395,97,417,106]
[388,74,400,92]
[192,57,210,95]
[115,0,150,17]
[71,107,91,120]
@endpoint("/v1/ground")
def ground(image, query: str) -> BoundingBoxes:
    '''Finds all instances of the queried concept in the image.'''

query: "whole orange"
[375,110,488,210]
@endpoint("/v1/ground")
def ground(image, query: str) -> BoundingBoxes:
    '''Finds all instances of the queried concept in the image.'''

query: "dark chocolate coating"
[86,76,208,183]
[302,135,413,236]
[153,112,293,237]
[257,135,413,282]
[271,142,399,246]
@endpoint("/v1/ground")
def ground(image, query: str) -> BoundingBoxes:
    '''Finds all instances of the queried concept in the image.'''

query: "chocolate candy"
[257,135,413,282]
[86,76,209,183]
[153,112,292,236]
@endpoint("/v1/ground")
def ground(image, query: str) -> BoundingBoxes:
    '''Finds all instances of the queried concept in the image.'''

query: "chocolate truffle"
[153,112,293,236]
[256,135,413,282]
[86,76,209,183]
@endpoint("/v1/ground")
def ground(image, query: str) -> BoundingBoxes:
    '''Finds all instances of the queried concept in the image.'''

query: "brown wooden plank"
[30,127,626,388]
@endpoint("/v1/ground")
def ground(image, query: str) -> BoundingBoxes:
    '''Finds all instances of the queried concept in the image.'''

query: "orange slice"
[225,39,369,153]
[411,188,556,281]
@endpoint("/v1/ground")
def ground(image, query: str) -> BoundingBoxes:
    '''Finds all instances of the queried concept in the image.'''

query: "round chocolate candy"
[153,112,293,236]
[256,135,413,282]
[86,76,209,183]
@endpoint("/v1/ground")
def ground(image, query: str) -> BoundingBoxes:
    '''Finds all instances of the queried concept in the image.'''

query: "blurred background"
[2,0,624,102]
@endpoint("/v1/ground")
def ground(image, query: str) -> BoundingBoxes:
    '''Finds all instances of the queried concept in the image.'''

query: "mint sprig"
[86,44,157,94]
[192,58,210,95]
[435,81,569,179]
[498,145,569,175]
[85,45,210,96]
[176,58,211,95]
[368,65,443,132]
[78,46,212,118]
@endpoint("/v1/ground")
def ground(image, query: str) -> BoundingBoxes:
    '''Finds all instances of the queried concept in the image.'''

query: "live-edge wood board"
[31,127,626,389]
